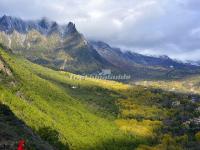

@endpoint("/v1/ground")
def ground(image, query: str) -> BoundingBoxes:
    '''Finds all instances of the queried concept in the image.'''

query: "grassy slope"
[0,47,147,150]
[2,46,199,150]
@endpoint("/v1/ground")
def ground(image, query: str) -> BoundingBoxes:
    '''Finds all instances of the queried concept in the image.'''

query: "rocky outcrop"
[0,56,12,76]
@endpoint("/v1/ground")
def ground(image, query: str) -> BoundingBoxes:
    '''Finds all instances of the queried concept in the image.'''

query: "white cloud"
[112,19,123,28]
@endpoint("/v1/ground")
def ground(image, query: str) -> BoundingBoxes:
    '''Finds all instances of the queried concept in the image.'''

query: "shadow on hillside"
[0,103,69,150]
[36,73,124,118]
[0,104,18,149]
[85,136,149,150]
[0,103,151,150]
[37,127,69,150]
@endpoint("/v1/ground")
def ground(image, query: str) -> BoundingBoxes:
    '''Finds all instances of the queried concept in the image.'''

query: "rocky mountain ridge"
[0,15,200,80]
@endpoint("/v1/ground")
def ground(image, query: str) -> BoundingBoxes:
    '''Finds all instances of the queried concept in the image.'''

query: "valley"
[0,44,200,149]
[0,15,199,150]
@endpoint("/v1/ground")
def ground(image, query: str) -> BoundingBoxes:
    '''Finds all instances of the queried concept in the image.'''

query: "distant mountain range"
[0,15,77,36]
[186,60,200,66]
[1,15,200,80]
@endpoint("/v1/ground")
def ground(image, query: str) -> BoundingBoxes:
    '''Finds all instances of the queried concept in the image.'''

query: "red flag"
[17,140,25,150]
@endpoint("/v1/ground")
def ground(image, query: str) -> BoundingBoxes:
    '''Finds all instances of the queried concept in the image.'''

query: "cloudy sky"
[0,0,200,60]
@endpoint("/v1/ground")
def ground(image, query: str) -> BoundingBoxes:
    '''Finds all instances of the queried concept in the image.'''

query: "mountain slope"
[91,41,200,79]
[0,45,200,149]
[1,15,200,80]
[0,15,114,74]
[0,45,139,150]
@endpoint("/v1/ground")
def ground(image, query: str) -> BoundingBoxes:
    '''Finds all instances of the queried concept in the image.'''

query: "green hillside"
[0,45,200,150]
[0,46,132,149]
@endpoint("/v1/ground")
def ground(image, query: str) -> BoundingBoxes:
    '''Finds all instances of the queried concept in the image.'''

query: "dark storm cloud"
[0,0,200,60]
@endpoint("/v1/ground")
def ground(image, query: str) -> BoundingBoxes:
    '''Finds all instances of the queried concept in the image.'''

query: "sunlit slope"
[2,46,197,150]
[136,75,200,95]
[0,47,142,150]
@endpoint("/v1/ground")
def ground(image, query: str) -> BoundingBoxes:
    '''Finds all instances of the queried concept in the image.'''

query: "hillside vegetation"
[0,45,200,150]
[136,75,200,95]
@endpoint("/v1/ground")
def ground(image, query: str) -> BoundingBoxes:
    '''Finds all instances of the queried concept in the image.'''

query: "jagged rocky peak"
[0,15,27,33]
[48,21,78,36]
[64,21,77,35]
[0,15,80,37]
[48,21,60,35]
[0,15,11,24]
[51,21,58,28]
[0,15,15,33]
[38,17,51,29]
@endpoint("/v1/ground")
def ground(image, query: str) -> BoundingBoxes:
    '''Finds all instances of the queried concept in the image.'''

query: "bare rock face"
[0,57,12,76]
